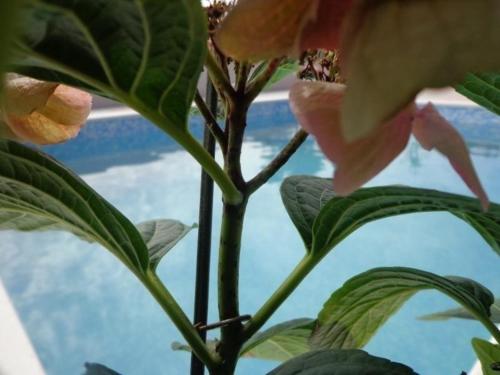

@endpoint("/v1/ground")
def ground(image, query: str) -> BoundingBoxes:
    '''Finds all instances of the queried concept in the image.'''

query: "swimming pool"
[1,99,499,374]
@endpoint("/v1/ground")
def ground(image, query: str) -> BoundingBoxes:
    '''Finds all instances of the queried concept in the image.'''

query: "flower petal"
[340,0,500,141]
[4,112,82,145]
[290,81,413,195]
[413,104,489,210]
[299,0,353,52]
[38,85,92,126]
[3,75,57,116]
[216,0,319,61]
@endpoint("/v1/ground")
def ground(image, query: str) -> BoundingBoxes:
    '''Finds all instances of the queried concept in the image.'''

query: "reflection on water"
[1,103,500,375]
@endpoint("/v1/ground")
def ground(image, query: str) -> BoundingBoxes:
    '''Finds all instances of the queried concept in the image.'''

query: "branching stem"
[194,90,227,153]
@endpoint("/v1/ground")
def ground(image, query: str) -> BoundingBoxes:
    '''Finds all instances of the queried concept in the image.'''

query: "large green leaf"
[472,338,500,375]
[311,267,494,350]
[0,1,23,94]
[137,219,195,270]
[457,73,500,116]
[280,176,334,249]
[12,0,207,134]
[281,176,500,258]
[267,349,417,375]
[240,318,315,362]
[0,139,149,273]
[420,298,500,323]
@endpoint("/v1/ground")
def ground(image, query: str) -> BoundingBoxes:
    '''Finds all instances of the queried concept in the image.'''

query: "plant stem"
[245,58,281,104]
[206,51,236,101]
[242,255,317,341]
[194,90,227,153]
[247,129,308,194]
[142,270,220,370]
[216,199,248,374]
[471,309,500,344]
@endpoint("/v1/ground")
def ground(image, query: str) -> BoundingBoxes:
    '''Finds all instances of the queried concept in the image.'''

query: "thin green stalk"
[143,270,220,369]
[470,308,500,344]
[206,51,236,101]
[242,255,317,341]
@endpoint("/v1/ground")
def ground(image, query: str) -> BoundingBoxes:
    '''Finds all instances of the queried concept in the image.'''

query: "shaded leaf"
[13,0,207,135]
[311,267,494,350]
[311,184,500,257]
[0,1,23,93]
[267,349,417,375]
[280,176,334,249]
[241,318,315,362]
[420,298,500,323]
[341,0,500,141]
[456,73,500,116]
[137,219,195,269]
[0,139,149,273]
[84,362,122,375]
[472,338,500,375]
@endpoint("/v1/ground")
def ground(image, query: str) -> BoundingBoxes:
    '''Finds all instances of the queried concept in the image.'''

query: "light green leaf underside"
[241,318,315,362]
[12,0,207,133]
[311,267,494,350]
[250,59,299,89]
[0,139,149,273]
[456,73,500,116]
[472,338,500,375]
[267,349,417,375]
[137,219,195,269]
[420,298,500,323]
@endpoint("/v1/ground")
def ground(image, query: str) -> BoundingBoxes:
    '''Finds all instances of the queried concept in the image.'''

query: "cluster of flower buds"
[298,49,342,83]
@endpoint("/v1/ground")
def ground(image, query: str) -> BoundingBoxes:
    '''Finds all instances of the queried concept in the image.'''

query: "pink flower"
[290,81,489,210]
[1,75,92,145]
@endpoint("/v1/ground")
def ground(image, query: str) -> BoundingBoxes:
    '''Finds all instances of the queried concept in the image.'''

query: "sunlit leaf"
[472,338,500,375]
[0,139,149,273]
[137,219,195,270]
[311,267,494,350]
[241,319,315,362]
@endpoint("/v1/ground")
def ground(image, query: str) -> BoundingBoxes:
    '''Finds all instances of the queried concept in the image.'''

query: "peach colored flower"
[1,75,92,145]
[290,81,489,210]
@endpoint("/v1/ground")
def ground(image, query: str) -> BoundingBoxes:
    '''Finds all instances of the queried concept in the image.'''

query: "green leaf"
[311,267,494,350]
[250,59,299,89]
[280,176,335,249]
[84,363,122,375]
[472,338,500,375]
[267,349,417,375]
[0,1,23,94]
[456,73,500,116]
[240,318,315,362]
[420,298,500,323]
[137,219,195,270]
[311,185,500,257]
[0,139,149,273]
[281,177,500,257]
[13,0,207,135]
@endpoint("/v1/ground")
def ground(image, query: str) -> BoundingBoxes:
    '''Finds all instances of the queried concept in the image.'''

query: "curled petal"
[300,0,353,52]
[216,0,319,61]
[3,75,57,116]
[290,81,413,195]
[2,76,92,145]
[413,104,489,210]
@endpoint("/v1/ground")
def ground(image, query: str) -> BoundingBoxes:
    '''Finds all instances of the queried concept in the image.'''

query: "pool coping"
[88,88,478,121]
[0,89,484,375]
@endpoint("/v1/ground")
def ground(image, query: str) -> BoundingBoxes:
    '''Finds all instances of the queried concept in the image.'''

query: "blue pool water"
[1,100,500,375]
